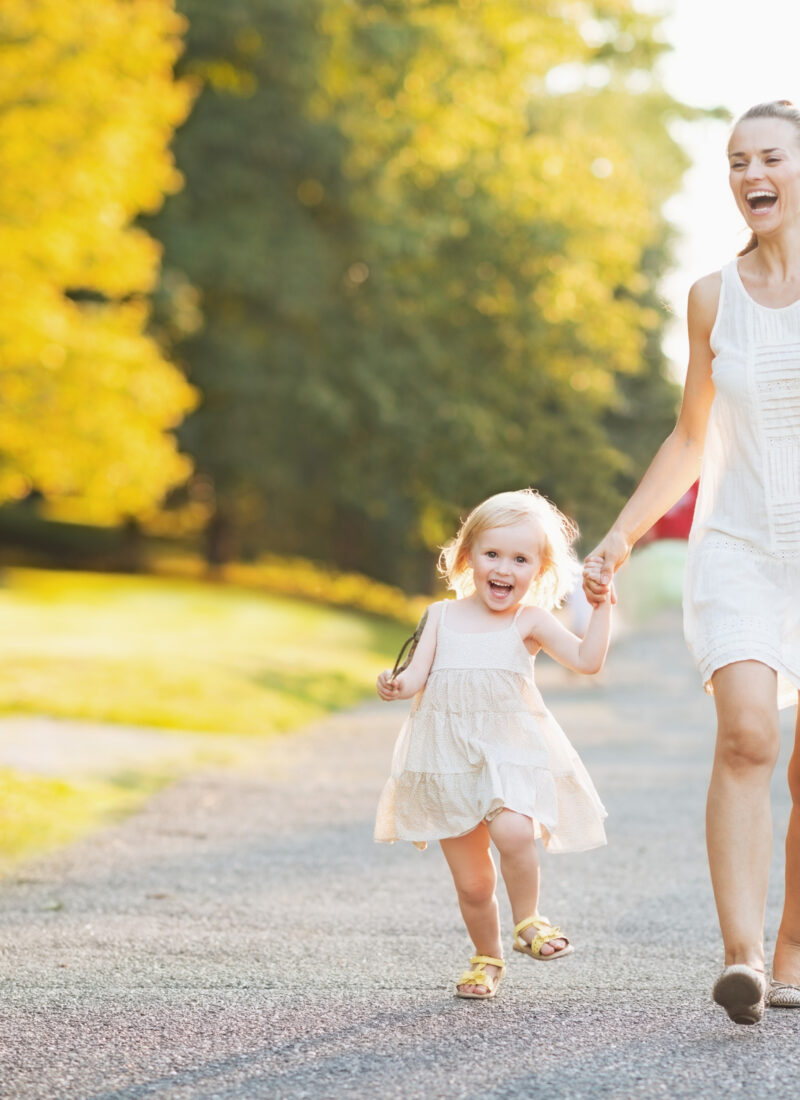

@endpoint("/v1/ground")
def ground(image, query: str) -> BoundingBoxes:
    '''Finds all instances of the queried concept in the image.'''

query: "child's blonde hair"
[439,489,580,610]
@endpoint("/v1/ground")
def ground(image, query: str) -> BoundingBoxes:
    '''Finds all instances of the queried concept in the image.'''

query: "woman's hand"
[376,670,405,700]
[583,531,631,606]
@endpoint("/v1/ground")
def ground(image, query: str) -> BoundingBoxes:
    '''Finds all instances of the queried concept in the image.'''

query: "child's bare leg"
[772,700,800,985]
[487,809,567,956]
[440,824,502,994]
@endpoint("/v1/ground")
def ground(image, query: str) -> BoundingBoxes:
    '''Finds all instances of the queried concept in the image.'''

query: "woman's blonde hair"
[438,488,580,610]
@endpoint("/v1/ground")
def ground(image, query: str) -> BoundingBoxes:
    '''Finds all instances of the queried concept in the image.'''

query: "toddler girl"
[375,489,611,999]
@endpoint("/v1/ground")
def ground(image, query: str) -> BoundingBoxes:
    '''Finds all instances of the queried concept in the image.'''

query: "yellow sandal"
[455,955,505,999]
[512,915,573,961]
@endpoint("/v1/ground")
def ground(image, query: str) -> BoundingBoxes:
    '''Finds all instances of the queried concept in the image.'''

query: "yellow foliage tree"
[0,0,196,522]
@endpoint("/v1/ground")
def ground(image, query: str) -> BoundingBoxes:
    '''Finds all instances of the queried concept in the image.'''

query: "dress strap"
[440,600,448,625]
[709,261,735,353]
[513,604,525,623]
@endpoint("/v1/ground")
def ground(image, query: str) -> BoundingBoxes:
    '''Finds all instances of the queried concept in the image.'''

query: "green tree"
[155,0,692,588]
[0,0,196,523]
[148,0,350,561]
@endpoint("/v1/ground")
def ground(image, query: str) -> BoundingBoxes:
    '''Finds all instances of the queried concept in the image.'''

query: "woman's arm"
[523,598,612,675]
[376,602,442,701]
[584,273,720,600]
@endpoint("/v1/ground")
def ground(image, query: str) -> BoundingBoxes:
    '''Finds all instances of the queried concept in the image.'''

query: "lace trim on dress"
[699,532,799,561]
[753,330,800,553]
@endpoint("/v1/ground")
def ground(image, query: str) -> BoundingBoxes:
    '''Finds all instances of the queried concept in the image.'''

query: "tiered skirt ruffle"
[374,668,607,853]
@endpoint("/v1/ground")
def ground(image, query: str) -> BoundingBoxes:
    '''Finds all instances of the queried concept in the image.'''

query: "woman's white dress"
[684,259,800,707]
[374,602,607,852]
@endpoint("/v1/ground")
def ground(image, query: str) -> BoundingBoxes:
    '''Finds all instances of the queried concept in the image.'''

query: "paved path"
[0,715,227,780]
[1,610,799,1100]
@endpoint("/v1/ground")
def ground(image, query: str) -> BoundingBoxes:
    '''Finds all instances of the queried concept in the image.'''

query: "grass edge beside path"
[0,564,417,872]
[0,566,411,735]
[0,765,174,878]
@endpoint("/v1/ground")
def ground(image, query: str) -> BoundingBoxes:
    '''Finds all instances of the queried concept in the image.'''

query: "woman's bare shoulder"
[688,270,723,332]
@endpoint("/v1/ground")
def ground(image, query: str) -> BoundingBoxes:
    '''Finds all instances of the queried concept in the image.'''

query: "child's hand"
[591,577,617,606]
[583,555,617,606]
[376,670,404,700]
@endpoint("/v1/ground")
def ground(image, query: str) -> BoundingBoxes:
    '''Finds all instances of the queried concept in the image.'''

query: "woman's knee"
[716,709,780,773]
[713,663,780,773]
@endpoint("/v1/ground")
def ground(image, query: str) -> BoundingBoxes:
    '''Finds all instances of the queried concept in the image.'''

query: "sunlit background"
[1,0,798,864]
[643,0,800,372]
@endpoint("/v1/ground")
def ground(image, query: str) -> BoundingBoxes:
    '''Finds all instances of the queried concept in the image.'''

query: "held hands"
[582,531,631,607]
[584,573,616,607]
[376,669,407,701]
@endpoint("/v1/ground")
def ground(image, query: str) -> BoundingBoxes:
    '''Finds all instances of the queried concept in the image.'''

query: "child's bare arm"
[376,603,442,701]
[523,593,612,675]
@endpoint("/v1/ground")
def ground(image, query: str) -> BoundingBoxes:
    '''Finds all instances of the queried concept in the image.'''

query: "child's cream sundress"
[374,601,607,853]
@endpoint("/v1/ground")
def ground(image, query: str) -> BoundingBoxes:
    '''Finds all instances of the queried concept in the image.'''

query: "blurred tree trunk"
[205,507,237,571]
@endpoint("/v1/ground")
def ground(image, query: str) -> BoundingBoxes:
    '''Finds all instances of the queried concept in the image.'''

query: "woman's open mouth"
[746,189,778,212]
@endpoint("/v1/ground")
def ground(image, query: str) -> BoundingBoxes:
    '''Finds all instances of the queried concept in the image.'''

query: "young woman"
[584,101,800,1025]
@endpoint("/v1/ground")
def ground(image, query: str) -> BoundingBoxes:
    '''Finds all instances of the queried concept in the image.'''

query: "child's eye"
[515,556,528,564]
[486,551,497,558]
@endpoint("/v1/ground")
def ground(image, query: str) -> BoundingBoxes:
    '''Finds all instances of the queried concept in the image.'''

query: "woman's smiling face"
[728,117,800,235]
[468,520,544,611]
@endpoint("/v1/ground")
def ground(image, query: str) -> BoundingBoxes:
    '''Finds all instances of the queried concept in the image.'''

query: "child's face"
[468,520,545,611]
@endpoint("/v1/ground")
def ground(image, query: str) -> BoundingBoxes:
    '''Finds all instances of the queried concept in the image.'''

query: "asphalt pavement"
[1,608,799,1100]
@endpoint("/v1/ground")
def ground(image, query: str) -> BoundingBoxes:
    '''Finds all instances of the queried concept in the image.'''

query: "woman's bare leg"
[440,824,502,994]
[487,809,567,955]
[772,698,800,985]
[707,661,780,970]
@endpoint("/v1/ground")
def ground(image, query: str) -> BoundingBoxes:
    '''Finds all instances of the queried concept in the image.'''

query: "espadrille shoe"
[712,964,766,1024]
[767,980,800,1008]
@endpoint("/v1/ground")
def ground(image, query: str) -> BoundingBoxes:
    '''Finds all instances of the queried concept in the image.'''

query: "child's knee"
[454,871,496,908]
[490,809,536,856]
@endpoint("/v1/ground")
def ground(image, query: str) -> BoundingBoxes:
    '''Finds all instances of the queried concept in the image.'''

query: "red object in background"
[636,481,699,546]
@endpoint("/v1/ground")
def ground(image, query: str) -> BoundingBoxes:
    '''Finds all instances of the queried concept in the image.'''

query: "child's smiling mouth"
[489,580,513,596]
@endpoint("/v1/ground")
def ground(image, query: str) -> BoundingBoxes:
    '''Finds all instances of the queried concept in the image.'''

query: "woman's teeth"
[746,189,777,210]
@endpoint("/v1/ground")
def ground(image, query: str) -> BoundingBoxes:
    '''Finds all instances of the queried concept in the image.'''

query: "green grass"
[0,567,410,734]
[0,566,414,872]
[0,767,168,876]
